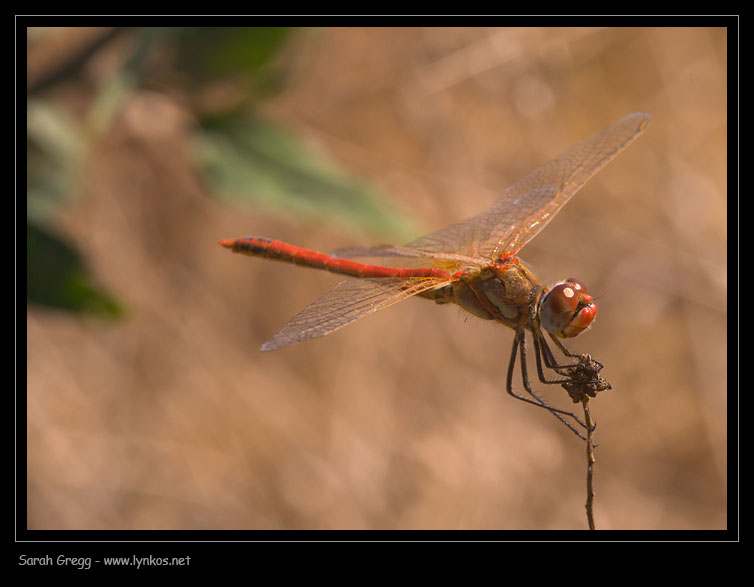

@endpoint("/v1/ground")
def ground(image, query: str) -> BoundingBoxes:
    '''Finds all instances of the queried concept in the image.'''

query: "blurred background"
[25,26,728,530]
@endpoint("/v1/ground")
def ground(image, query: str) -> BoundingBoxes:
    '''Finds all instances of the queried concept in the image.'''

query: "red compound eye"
[564,278,589,296]
[540,280,597,338]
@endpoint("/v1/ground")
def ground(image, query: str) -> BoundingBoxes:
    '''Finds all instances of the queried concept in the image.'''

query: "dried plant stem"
[582,397,596,530]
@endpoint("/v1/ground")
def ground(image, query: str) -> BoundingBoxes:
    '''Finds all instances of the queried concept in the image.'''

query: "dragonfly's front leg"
[532,330,579,382]
[506,329,589,440]
[531,329,611,406]
[532,329,605,378]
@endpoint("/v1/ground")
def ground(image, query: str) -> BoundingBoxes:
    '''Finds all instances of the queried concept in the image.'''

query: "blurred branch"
[27,27,124,95]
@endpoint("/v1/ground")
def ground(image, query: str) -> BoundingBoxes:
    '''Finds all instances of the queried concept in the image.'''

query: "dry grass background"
[26,26,728,530]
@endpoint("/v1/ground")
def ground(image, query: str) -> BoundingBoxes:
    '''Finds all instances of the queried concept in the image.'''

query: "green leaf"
[196,117,419,241]
[171,27,292,100]
[27,100,84,224]
[27,221,123,317]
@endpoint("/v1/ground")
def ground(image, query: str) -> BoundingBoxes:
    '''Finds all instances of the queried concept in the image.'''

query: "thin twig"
[582,397,596,530]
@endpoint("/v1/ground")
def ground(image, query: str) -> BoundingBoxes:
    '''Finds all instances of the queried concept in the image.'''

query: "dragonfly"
[220,111,651,437]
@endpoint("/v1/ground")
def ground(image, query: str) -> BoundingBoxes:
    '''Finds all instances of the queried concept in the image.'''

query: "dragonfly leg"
[548,332,602,366]
[532,331,610,410]
[532,331,577,382]
[506,330,589,440]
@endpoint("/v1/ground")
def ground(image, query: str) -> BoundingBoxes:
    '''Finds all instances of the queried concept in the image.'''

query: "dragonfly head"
[540,278,597,338]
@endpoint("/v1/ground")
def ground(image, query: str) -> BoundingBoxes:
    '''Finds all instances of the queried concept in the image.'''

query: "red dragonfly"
[220,112,651,436]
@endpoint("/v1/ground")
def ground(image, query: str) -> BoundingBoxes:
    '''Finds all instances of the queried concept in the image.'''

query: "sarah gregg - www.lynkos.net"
[19,554,191,570]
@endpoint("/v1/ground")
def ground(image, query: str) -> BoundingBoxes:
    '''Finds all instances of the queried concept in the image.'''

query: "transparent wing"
[331,244,486,271]
[407,111,652,261]
[260,276,448,351]
[331,244,427,259]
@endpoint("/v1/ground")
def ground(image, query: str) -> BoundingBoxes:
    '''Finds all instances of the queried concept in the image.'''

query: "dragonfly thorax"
[420,259,540,331]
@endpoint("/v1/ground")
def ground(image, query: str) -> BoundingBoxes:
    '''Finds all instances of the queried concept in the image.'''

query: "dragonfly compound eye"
[564,278,589,295]
[541,282,598,338]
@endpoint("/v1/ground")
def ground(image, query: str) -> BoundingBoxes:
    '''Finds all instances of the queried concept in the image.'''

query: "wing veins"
[261,276,446,351]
